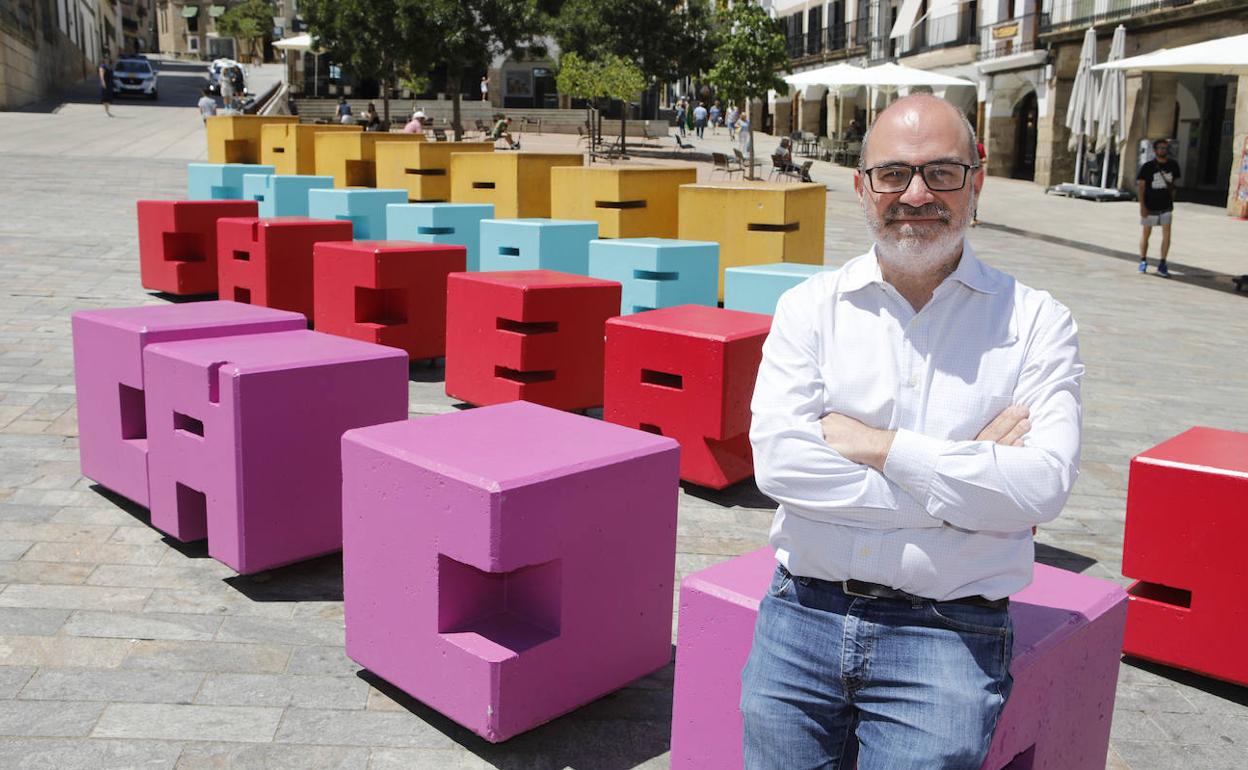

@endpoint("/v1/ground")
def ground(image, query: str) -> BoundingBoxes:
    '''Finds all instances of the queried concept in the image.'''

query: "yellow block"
[205,115,298,164]
[449,152,585,218]
[549,165,697,238]
[314,132,428,188]
[677,182,826,298]
[260,124,361,175]
[374,141,496,202]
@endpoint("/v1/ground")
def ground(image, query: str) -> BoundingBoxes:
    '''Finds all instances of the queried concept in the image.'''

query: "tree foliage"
[706,3,787,107]
[216,0,276,60]
[553,0,716,86]
[556,52,645,102]
[707,4,787,178]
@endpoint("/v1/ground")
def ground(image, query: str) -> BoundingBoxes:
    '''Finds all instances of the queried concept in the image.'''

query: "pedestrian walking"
[742,93,1082,770]
[229,66,245,108]
[197,87,217,121]
[971,139,986,226]
[335,97,353,125]
[219,67,235,110]
[726,104,740,140]
[693,102,708,139]
[480,76,489,102]
[1137,138,1180,278]
[709,101,722,135]
[674,99,687,137]
[98,55,115,117]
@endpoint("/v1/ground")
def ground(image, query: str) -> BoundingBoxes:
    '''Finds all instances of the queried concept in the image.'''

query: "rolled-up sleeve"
[882,300,1083,532]
[750,284,899,525]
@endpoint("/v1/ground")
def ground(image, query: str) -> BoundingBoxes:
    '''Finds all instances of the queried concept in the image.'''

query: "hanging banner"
[1235,136,1248,219]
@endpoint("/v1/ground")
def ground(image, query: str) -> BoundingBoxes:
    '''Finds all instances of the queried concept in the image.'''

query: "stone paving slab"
[1,99,1247,767]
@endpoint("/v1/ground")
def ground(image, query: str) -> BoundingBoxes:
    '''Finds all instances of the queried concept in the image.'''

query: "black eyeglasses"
[862,162,979,194]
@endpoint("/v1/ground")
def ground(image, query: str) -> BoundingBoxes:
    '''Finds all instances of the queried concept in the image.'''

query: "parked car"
[206,58,245,96]
[113,54,158,99]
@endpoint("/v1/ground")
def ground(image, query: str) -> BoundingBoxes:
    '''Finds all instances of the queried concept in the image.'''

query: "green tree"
[707,3,787,178]
[301,0,440,123]
[419,0,547,140]
[556,51,645,150]
[216,0,276,63]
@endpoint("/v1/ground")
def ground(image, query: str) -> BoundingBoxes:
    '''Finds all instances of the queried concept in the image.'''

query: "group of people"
[674,97,743,140]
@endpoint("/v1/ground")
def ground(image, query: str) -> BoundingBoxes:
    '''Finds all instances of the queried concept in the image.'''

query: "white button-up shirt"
[750,243,1083,601]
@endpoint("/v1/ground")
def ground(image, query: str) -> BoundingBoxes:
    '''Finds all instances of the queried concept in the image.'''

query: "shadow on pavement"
[357,649,676,770]
[225,552,345,602]
[1120,656,1248,707]
[681,477,775,510]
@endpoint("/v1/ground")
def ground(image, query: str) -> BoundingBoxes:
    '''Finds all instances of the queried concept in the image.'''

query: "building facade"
[1,0,101,109]
[779,0,1248,214]
[154,0,238,60]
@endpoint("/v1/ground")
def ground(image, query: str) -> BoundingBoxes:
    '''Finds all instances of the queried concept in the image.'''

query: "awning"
[272,33,319,52]
[181,6,199,18]
[1091,32,1248,76]
[784,63,866,91]
[890,0,924,39]
[209,5,226,17]
[854,62,976,90]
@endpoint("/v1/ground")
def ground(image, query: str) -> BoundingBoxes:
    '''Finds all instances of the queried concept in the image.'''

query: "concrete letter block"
[216,216,353,318]
[342,401,680,741]
[187,163,276,201]
[588,238,719,314]
[449,153,584,218]
[550,165,697,238]
[308,188,408,240]
[605,306,771,488]
[313,240,466,360]
[143,330,408,573]
[205,115,297,164]
[1122,427,1248,685]
[677,182,826,299]
[313,132,426,188]
[71,302,305,507]
[670,550,1127,770]
[724,262,828,315]
[242,174,336,218]
[260,123,361,175]
[445,270,621,410]
[386,203,494,272]
[479,219,598,275]
[137,199,259,295]
[374,140,495,203]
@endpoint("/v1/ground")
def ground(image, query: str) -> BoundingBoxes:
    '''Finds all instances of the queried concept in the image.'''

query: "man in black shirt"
[1136,138,1180,277]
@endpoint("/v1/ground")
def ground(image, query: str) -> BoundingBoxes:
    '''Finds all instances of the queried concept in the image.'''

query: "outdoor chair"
[432,127,449,142]
[733,148,761,176]
[640,125,663,144]
[710,152,741,180]
[674,135,695,152]
[473,119,488,139]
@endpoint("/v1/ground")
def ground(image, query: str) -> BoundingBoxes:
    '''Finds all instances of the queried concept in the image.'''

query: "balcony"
[979,13,1047,62]
[893,10,979,58]
[1040,0,1194,33]
[786,19,872,62]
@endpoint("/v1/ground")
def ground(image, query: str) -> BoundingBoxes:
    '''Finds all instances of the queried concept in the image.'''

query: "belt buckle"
[841,580,876,600]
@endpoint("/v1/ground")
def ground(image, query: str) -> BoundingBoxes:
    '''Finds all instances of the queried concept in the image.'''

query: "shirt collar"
[842,240,1003,296]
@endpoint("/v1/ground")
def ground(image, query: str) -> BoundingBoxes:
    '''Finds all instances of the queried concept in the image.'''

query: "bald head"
[858,94,978,170]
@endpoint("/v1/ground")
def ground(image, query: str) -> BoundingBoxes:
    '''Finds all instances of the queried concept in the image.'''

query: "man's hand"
[820,413,895,471]
[977,405,1031,447]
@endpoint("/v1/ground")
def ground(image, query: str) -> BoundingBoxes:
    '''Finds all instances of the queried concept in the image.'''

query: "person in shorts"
[1136,138,1180,277]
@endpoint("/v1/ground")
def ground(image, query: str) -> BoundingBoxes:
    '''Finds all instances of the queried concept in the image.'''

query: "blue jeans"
[741,565,1013,770]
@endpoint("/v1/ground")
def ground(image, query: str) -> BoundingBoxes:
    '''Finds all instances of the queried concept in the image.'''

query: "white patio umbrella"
[1094,26,1127,188]
[783,63,867,137]
[1091,32,1248,76]
[273,34,323,96]
[1065,27,1099,186]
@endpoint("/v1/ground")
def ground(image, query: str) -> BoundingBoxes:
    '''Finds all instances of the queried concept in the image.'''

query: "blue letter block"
[479,219,599,275]
[386,203,494,271]
[724,263,829,315]
[587,238,719,315]
[308,188,408,240]
[187,163,275,200]
[242,174,335,217]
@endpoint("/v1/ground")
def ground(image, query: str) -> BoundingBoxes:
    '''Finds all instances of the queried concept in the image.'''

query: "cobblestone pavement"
[0,95,1246,769]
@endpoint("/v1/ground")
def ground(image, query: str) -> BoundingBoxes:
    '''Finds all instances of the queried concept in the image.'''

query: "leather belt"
[839,578,1008,610]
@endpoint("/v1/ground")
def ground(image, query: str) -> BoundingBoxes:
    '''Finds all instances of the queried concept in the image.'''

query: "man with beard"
[740,94,1083,769]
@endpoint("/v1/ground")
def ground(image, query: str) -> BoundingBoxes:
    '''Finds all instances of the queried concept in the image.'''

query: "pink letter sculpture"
[341,400,680,742]
[670,548,1127,770]
[143,329,408,573]
[72,301,306,507]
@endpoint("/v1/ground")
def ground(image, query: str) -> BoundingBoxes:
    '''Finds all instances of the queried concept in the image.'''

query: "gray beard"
[862,192,976,278]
